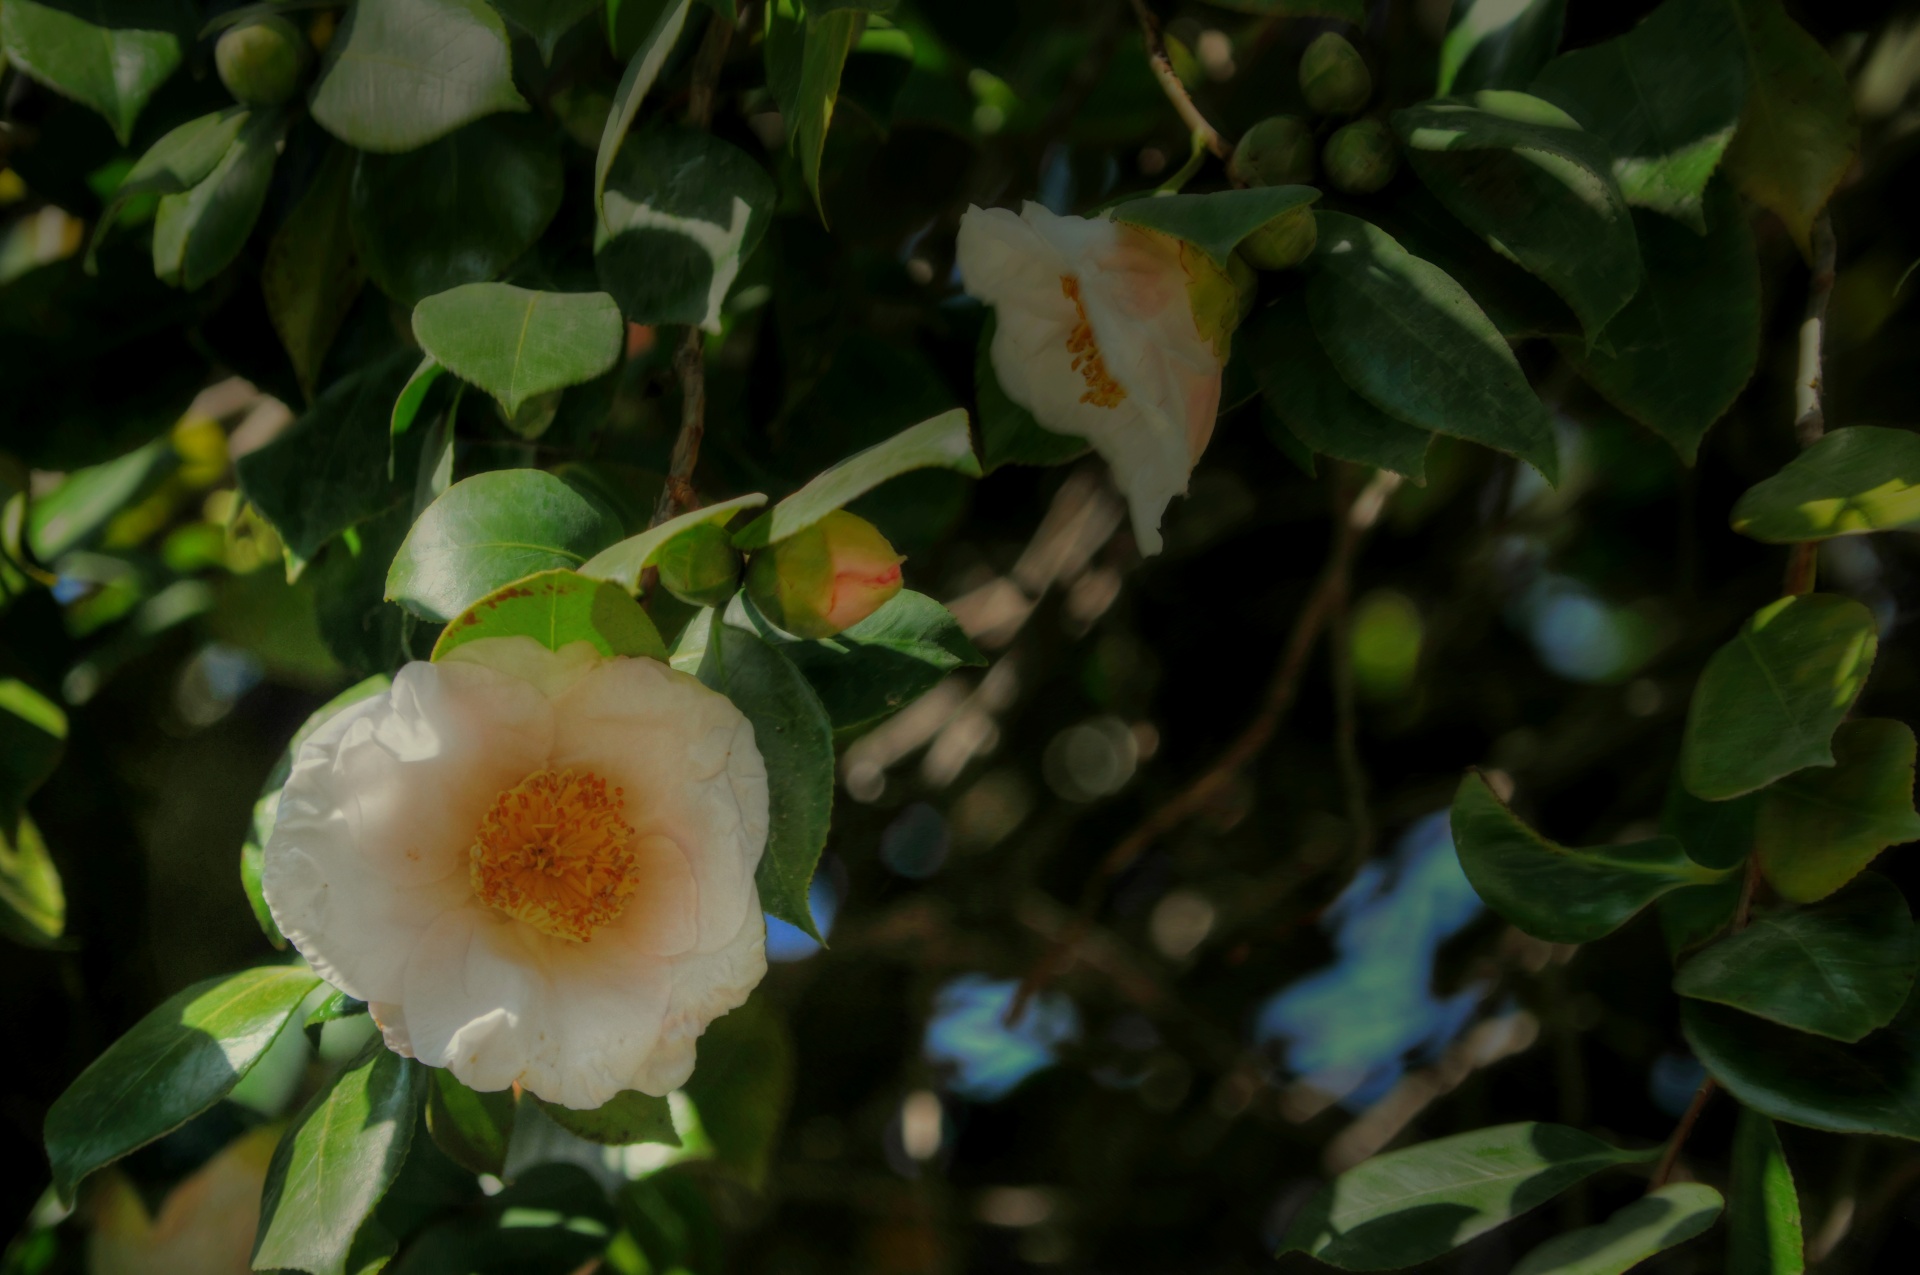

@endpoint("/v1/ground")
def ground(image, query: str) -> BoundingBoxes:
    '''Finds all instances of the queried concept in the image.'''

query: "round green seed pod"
[215,16,309,107]
[654,522,743,609]
[1228,116,1316,188]
[1299,33,1372,116]
[1324,119,1400,194]
[1239,204,1319,271]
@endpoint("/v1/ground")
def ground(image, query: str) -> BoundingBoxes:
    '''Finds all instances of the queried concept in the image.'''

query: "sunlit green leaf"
[86,107,249,268]
[766,0,861,217]
[1733,427,1920,542]
[1757,718,1920,903]
[0,0,186,145]
[1438,0,1565,96]
[431,568,667,661]
[0,676,68,826]
[1111,186,1319,269]
[537,1088,679,1146]
[0,815,65,949]
[1729,1108,1806,1275]
[427,1068,516,1177]
[1510,1183,1722,1275]
[152,108,281,291]
[595,0,693,225]
[311,0,529,153]
[579,493,769,592]
[412,283,625,416]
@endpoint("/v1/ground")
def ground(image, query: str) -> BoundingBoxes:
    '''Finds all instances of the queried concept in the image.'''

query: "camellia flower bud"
[1324,119,1400,194]
[1228,116,1316,188]
[1238,204,1319,271]
[1299,33,1372,116]
[746,510,904,639]
[216,16,309,107]
[655,522,742,609]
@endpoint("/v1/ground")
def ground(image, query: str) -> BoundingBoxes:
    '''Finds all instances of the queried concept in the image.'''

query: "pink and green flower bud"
[1238,204,1318,272]
[215,16,309,107]
[1299,33,1371,116]
[1228,116,1316,188]
[746,510,904,639]
[1324,119,1400,194]
[655,522,742,609]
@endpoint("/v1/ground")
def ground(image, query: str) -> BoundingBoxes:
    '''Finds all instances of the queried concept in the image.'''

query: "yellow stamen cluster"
[1060,275,1127,408]
[470,769,639,943]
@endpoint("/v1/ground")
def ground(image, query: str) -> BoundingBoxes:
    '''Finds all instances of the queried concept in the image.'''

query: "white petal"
[633,901,769,1096]
[440,636,604,699]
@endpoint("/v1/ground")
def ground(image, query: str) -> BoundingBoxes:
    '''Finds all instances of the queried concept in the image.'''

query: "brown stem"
[1783,211,1837,592]
[1128,0,1229,158]
[1649,1077,1717,1190]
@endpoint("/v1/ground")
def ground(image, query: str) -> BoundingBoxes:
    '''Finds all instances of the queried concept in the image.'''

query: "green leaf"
[86,107,249,269]
[491,0,598,61]
[1675,873,1917,1041]
[0,0,185,145]
[431,568,668,661]
[594,0,693,226]
[1111,186,1320,269]
[1722,0,1859,258]
[1757,718,1920,903]
[1557,180,1759,464]
[386,1163,614,1272]
[43,964,322,1204]
[241,674,392,949]
[537,1089,679,1146]
[25,435,174,559]
[1451,771,1724,944]
[311,0,528,153]
[1530,0,1747,231]
[305,991,368,1029]
[412,284,626,416]
[683,998,792,1188]
[579,493,768,592]
[1393,94,1640,339]
[675,616,834,939]
[740,590,985,740]
[975,312,1087,473]
[1200,1,1363,19]
[0,815,65,949]
[388,470,627,622]
[1365,185,1579,341]
[1278,1122,1657,1270]
[1438,0,1565,96]
[1305,212,1557,483]
[1729,1108,1806,1275]
[1242,291,1432,482]
[1683,995,1920,1140]
[152,108,281,291]
[733,408,979,550]
[350,115,565,307]
[253,1042,425,1275]
[766,0,862,218]
[1680,593,1878,801]
[0,676,67,826]
[236,350,422,560]
[1661,779,1758,871]
[1732,427,1920,543]
[264,143,365,400]
[1510,1183,1722,1275]
[596,127,778,332]
[427,1068,516,1177]
[313,503,418,677]
[390,356,447,451]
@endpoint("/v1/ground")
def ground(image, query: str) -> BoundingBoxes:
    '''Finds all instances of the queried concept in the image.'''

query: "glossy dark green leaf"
[1728,1108,1806,1275]
[1530,0,1746,230]
[1758,718,1920,903]
[1661,779,1758,872]
[1242,292,1431,482]
[1675,874,1917,1041]
[236,350,421,559]
[426,1068,516,1177]
[766,0,861,217]
[1278,1122,1657,1270]
[1451,771,1724,943]
[387,1162,614,1275]
[595,0,692,224]
[1394,94,1639,339]
[264,143,365,399]
[684,998,792,1188]
[412,284,625,416]
[0,815,65,948]
[0,676,67,826]
[1558,181,1758,463]
[596,127,778,331]
[975,313,1087,472]
[313,503,419,676]
[537,1089,679,1146]
[431,568,667,661]
[1306,212,1557,483]
[1680,593,1878,801]
[1684,995,1920,1140]
[617,1166,723,1275]
[1722,0,1859,257]
[580,494,768,593]
[86,107,249,268]
[1111,186,1320,269]
[0,0,186,145]
[387,470,627,622]
[44,964,321,1203]
[1438,0,1565,96]
[491,0,598,61]
[254,1042,425,1275]
[311,0,529,153]
[673,615,834,939]
[1732,427,1920,543]
[1657,873,1743,961]
[1510,1183,1722,1275]
[350,115,565,307]
[1366,185,1578,341]
[152,108,281,291]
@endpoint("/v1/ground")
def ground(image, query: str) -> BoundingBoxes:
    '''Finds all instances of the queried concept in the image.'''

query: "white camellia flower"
[262,636,770,1110]
[957,201,1228,555]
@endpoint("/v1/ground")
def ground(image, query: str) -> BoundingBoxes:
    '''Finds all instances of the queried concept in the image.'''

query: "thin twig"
[1784,211,1838,594]
[1649,1077,1717,1189]
[1128,0,1229,158]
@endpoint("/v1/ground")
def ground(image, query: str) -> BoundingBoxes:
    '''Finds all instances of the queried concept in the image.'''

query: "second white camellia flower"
[956,201,1228,555]
[262,636,770,1111]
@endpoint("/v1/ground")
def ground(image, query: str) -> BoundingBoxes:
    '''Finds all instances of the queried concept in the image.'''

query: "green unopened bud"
[1228,116,1315,188]
[1324,119,1399,194]
[655,522,742,609]
[1299,33,1371,116]
[1238,204,1318,271]
[216,16,309,107]
[745,510,904,640]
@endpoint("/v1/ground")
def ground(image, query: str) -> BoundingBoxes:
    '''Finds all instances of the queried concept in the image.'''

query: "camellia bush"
[6,0,1920,1270]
